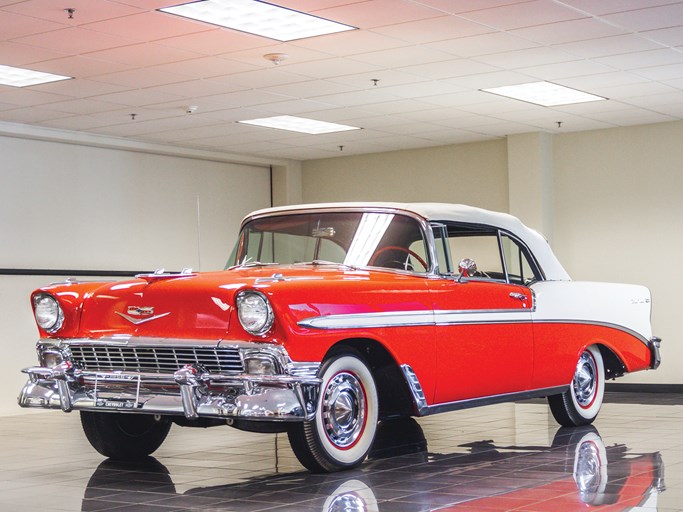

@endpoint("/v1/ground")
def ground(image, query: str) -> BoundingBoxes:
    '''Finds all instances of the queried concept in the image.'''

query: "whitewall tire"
[288,352,379,473]
[548,345,605,427]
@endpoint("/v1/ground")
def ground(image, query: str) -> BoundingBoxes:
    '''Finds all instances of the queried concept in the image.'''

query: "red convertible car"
[19,203,660,472]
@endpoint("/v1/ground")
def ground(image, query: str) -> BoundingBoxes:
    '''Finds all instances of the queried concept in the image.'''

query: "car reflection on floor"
[81,419,664,512]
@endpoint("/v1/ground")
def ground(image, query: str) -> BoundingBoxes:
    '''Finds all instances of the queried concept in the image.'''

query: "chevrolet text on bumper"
[20,338,321,421]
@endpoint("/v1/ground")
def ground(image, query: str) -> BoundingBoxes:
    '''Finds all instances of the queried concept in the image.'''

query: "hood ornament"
[136,268,196,283]
[116,306,170,325]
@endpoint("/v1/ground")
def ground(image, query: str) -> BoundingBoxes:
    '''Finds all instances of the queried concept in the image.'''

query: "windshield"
[229,211,430,272]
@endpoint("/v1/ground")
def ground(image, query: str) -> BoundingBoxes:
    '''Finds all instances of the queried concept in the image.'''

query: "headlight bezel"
[235,290,274,337]
[32,292,64,334]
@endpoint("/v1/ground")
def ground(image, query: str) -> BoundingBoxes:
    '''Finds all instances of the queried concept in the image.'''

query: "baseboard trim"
[606,383,683,393]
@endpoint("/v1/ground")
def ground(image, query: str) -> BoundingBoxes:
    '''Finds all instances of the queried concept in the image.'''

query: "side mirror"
[457,258,477,282]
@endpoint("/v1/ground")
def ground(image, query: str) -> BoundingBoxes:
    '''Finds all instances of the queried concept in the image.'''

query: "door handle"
[509,292,528,301]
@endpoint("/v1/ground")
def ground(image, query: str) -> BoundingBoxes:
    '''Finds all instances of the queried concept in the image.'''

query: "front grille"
[68,345,244,374]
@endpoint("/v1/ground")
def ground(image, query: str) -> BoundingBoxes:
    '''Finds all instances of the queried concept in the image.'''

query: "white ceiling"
[2,0,683,161]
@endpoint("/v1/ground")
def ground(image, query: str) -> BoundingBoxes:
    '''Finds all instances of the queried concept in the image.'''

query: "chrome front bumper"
[18,338,321,422]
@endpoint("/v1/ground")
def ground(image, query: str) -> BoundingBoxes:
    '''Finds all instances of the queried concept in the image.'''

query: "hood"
[43,266,430,341]
[76,271,242,340]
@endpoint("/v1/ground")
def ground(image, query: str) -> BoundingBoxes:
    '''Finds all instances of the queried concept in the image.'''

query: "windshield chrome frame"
[234,206,438,276]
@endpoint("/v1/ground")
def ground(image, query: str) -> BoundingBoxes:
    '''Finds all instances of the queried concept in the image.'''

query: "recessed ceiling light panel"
[0,64,72,87]
[482,81,606,107]
[238,115,361,134]
[160,0,356,41]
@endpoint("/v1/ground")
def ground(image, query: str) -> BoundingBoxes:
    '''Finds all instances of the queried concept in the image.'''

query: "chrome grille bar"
[68,345,243,374]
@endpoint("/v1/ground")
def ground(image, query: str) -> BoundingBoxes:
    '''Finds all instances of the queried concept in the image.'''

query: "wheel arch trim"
[323,338,419,419]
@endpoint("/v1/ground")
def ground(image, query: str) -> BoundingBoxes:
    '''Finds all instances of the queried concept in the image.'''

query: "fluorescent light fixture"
[159,0,356,41]
[482,81,606,107]
[0,64,72,87]
[238,115,361,134]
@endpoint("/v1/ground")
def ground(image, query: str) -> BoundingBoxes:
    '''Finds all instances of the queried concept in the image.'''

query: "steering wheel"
[370,246,428,271]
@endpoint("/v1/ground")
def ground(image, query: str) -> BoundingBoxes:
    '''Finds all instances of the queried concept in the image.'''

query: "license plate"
[95,398,140,409]
[93,373,142,409]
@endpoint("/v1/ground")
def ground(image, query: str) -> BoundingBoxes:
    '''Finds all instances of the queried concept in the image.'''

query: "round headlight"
[33,293,64,333]
[236,291,274,336]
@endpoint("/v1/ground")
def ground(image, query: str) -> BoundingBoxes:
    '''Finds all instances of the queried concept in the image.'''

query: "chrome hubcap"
[575,440,601,499]
[573,352,597,407]
[322,372,365,448]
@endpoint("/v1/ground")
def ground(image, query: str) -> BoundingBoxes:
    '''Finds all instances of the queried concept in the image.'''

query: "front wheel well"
[325,338,415,419]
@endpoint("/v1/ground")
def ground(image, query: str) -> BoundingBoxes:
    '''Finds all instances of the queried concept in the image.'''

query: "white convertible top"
[247,202,571,281]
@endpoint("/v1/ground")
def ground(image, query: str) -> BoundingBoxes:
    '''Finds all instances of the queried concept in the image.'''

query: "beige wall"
[302,122,681,385]
[552,122,683,385]
[1,134,271,416]
[302,140,509,211]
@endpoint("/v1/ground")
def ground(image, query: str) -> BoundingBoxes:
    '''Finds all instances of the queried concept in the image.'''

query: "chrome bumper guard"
[19,342,321,422]
[649,336,662,370]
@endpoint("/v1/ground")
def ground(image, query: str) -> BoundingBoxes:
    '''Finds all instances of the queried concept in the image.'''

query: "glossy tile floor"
[2,393,681,511]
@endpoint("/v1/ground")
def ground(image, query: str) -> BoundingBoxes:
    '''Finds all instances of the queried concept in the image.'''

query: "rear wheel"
[80,412,172,460]
[548,346,605,427]
[288,352,379,473]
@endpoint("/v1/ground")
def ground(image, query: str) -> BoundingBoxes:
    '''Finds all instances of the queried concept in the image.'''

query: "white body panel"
[531,281,653,342]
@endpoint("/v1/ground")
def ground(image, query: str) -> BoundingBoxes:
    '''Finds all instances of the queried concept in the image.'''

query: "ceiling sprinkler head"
[263,53,288,65]
[185,105,198,114]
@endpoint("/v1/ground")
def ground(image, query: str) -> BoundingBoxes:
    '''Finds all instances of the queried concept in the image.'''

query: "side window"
[431,224,451,274]
[447,231,505,281]
[501,234,539,285]
[433,223,541,285]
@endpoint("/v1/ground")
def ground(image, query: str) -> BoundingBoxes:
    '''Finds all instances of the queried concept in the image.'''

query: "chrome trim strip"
[435,309,531,326]
[419,386,569,417]
[298,309,649,346]
[399,364,566,417]
[255,274,325,284]
[22,367,321,387]
[533,319,651,346]
[37,337,283,350]
[299,310,435,330]
[400,364,428,415]
[135,268,196,279]
[114,311,171,325]
[298,308,531,330]
[286,362,321,379]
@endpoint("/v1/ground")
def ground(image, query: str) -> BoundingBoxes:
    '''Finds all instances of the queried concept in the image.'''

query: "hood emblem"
[116,306,170,325]
[128,306,154,316]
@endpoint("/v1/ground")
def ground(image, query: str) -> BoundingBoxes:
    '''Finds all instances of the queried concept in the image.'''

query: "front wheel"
[80,412,172,460]
[548,346,605,427]
[288,352,379,473]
